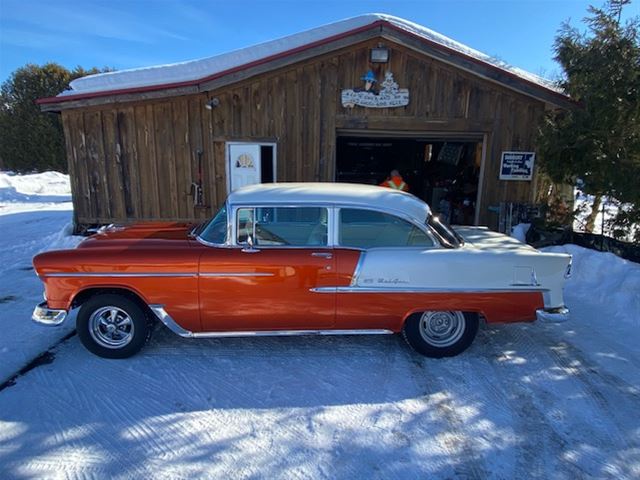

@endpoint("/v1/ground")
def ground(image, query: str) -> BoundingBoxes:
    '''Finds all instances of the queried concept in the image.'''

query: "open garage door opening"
[336,134,483,225]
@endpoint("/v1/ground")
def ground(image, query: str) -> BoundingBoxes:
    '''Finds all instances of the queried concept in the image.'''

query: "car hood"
[77,222,195,249]
[452,226,538,254]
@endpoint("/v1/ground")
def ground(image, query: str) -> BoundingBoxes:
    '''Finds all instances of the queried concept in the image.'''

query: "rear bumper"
[536,307,570,323]
[32,301,67,326]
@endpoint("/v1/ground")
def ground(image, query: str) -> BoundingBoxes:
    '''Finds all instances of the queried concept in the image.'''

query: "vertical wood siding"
[61,37,545,227]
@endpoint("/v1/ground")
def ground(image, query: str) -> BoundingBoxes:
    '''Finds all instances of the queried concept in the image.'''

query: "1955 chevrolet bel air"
[32,183,571,359]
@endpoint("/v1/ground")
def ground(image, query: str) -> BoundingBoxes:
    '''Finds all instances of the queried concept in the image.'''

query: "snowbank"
[543,244,640,327]
[510,223,531,242]
[0,171,71,197]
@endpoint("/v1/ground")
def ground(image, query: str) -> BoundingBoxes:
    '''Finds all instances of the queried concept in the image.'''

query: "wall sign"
[341,71,409,108]
[499,151,535,180]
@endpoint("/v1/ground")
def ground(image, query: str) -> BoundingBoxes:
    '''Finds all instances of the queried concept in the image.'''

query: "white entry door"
[228,143,262,192]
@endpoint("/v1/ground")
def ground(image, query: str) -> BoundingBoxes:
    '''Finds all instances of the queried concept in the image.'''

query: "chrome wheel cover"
[419,311,465,347]
[88,306,135,349]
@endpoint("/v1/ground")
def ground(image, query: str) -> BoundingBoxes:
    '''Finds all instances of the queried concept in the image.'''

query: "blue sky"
[0,0,638,83]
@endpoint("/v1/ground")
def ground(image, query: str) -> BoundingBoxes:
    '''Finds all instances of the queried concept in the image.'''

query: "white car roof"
[228,183,431,221]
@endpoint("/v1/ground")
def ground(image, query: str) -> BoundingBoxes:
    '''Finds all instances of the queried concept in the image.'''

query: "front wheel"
[77,294,151,359]
[402,311,479,358]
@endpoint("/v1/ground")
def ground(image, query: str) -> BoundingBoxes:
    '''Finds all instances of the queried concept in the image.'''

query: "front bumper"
[32,301,67,326]
[536,307,570,323]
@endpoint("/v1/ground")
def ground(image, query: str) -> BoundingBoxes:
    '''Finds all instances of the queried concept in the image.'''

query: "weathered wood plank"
[83,110,109,219]
[171,98,191,219]
[116,107,141,218]
[101,109,126,219]
[187,95,210,220]
[134,104,160,218]
[153,102,178,217]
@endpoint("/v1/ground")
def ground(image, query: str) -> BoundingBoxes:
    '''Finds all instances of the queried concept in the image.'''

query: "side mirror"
[242,234,260,253]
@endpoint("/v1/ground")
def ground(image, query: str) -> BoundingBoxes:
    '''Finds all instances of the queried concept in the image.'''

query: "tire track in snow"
[405,350,489,480]
[486,325,638,478]
[480,327,586,479]
[538,330,640,402]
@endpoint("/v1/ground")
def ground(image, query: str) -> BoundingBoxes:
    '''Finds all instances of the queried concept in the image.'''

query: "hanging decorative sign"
[499,151,535,180]
[341,70,409,108]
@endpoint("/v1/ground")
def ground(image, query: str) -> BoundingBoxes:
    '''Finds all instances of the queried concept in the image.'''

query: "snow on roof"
[60,13,561,99]
[228,182,431,221]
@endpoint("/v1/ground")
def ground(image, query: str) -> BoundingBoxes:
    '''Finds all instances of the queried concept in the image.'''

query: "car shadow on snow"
[0,323,638,478]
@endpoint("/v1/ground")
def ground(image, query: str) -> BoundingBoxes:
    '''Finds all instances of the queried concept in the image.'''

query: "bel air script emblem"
[342,71,409,108]
[362,277,410,285]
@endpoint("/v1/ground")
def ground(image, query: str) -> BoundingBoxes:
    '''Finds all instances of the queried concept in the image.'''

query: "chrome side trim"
[44,272,272,278]
[200,272,274,277]
[43,272,197,278]
[191,329,394,338]
[349,251,366,286]
[149,305,194,338]
[310,286,549,294]
[32,301,67,326]
[149,304,394,338]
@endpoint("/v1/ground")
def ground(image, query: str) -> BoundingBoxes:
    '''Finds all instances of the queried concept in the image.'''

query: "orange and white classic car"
[32,183,571,359]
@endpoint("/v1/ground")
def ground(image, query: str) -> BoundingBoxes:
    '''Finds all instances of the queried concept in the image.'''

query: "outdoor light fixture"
[205,97,220,110]
[370,47,390,63]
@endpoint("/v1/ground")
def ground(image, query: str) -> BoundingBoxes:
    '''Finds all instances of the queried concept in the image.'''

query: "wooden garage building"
[39,14,571,232]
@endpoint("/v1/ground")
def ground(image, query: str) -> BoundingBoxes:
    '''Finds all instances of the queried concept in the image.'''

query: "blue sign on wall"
[499,151,535,181]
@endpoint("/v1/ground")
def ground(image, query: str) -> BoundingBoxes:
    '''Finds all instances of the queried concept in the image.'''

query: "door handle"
[311,252,333,259]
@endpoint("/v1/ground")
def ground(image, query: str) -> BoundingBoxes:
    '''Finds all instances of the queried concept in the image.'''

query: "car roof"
[228,183,431,221]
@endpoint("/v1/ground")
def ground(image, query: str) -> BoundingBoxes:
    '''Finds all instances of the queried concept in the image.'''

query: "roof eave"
[38,19,573,112]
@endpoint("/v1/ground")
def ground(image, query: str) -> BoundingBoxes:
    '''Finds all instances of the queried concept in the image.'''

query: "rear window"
[339,208,434,249]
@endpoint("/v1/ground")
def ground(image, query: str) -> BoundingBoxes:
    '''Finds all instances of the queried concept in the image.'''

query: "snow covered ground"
[0,173,638,479]
[0,172,81,382]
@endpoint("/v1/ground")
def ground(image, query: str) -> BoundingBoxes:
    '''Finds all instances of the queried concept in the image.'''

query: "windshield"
[197,205,228,245]
[427,214,464,248]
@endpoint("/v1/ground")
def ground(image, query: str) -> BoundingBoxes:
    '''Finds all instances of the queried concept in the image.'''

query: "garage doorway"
[336,132,484,225]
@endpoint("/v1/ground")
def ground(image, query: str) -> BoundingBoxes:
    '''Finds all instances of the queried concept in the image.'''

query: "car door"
[198,205,336,331]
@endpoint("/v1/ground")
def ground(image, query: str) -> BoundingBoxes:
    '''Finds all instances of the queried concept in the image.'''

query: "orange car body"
[34,222,544,334]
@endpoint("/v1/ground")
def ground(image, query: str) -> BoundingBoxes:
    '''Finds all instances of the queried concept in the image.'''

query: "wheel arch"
[70,286,155,320]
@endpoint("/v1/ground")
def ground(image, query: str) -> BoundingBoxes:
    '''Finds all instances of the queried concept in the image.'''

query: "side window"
[237,208,255,244]
[339,208,434,248]
[236,207,328,247]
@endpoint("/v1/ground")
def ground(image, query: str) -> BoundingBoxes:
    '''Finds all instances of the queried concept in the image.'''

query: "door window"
[227,143,277,193]
[236,207,328,247]
[339,208,434,248]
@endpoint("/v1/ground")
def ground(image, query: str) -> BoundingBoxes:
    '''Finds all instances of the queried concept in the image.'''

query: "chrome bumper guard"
[536,307,570,323]
[32,301,67,326]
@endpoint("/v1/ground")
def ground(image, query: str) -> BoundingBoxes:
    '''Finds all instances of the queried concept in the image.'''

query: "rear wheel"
[77,294,151,359]
[402,311,479,358]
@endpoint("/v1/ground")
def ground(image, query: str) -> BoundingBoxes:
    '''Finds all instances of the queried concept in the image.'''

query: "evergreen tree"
[538,0,640,241]
[0,63,107,173]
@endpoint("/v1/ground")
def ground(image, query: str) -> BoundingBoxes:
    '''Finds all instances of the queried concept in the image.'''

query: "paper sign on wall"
[499,152,535,181]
